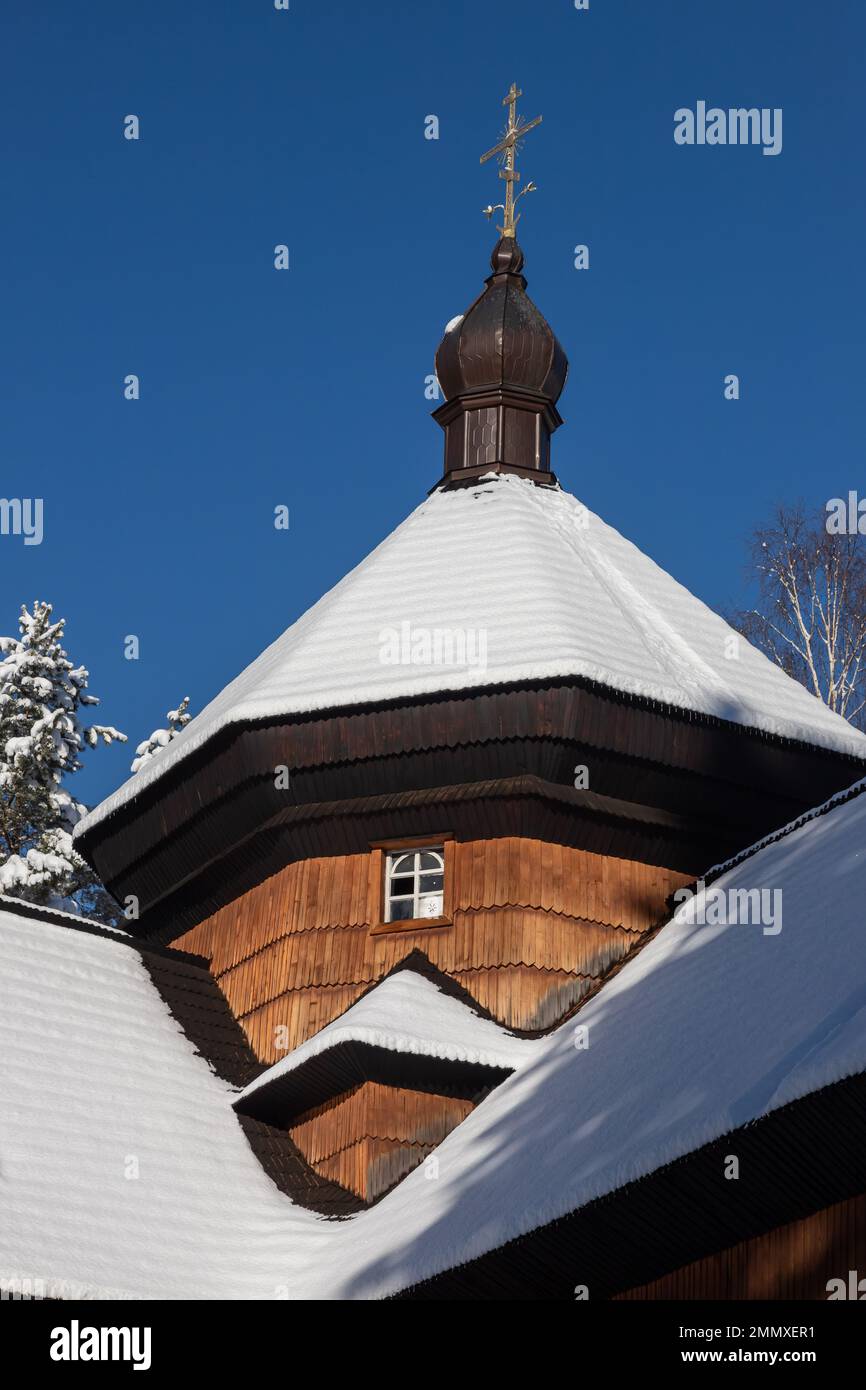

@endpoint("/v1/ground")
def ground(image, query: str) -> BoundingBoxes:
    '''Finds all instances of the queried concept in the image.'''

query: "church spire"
[432,84,568,491]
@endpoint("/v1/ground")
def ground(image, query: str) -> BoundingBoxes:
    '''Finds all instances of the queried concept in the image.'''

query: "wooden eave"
[75,678,866,940]
[394,1069,866,1300]
[234,1043,511,1130]
[119,774,743,944]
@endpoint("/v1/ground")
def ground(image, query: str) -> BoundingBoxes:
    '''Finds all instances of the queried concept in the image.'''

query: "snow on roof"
[0,906,330,1299]
[77,473,866,836]
[236,968,534,1108]
[0,894,131,936]
[333,775,866,1296]
[6,777,866,1299]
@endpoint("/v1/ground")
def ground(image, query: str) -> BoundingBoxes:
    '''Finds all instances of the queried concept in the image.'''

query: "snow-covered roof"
[77,473,866,836]
[0,894,131,936]
[6,776,866,1298]
[236,966,534,1111]
[344,776,866,1292]
[0,904,320,1299]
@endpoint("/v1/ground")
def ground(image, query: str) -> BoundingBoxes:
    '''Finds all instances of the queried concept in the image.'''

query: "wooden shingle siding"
[173,836,689,1057]
[615,1192,866,1300]
[289,1082,474,1202]
[81,680,863,928]
[451,966,594,1031]
[88,680,861,874]
[292,1083,473,1161]
[241,987,364,1061]
[117,775,726,940]
[316,1140,437,1203]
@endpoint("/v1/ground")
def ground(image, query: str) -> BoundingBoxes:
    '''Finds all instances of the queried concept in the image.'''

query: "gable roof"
[234,962,534,1125]
[5,776,866,1299]
[77,473,866,836]
[240,961,534,1089]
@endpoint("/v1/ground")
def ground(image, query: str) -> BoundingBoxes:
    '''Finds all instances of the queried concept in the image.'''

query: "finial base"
[488,236,526,278]
[429,460,558,494]
[432,387,563,490]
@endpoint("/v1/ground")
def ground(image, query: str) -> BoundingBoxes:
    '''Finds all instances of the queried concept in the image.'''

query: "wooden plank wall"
[615,1192,866,1300]
[289,1082,473,1202]
[173,837,690,1059]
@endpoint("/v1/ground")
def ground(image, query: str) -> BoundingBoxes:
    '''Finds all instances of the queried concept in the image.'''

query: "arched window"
[384,847,445,923]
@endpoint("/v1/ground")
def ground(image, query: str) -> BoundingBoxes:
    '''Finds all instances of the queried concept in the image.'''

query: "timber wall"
[616,1193,866,1300]
[173,835,690,1058]
[289,1082,475,1203]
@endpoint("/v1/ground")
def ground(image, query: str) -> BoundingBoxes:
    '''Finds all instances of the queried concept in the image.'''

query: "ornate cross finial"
[480,82,542,238]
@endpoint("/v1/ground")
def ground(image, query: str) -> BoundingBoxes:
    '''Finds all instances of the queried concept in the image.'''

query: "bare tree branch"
[728,502,866,730]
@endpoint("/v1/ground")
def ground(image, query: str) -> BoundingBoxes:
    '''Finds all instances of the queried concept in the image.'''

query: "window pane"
[389,876,415,897]
[389,898,415,922]
[418,872,443,892]
[418,851,443,870]
[418,893,444,918]
[390,853,415,874]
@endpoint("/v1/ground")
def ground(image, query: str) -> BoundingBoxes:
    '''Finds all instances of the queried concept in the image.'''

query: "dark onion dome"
[432,236,569,489]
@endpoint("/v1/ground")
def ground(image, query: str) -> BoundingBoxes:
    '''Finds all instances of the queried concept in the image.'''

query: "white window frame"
[384,846,445,923]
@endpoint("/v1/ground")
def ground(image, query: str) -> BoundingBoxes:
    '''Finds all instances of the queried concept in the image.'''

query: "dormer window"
[385,847,445,923]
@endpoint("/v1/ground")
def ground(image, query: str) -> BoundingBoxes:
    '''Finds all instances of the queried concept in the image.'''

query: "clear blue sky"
[1,0,863,807]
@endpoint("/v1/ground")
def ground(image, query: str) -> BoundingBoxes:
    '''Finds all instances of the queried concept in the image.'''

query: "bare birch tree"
[732,503,866,730]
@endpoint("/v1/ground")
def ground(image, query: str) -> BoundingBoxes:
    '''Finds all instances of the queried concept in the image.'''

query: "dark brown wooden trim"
[369,916,453,937]
[78,679,866,921]
[369,832,455,850]
[430,462,558,492]
[235,1043,510,1129]
[136,775,736,942]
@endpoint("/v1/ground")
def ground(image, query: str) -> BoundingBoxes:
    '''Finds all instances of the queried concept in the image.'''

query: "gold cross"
[480,82,542,238]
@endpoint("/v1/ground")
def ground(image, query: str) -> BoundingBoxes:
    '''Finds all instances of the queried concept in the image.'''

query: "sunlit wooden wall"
[289,1082,474,1202]
[174,836,690,1059]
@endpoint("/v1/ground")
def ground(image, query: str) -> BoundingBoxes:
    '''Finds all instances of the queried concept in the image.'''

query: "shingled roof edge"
[75,671,866,846]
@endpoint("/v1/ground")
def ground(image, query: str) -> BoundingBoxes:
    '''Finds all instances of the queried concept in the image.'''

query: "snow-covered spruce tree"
[0,601,126,919]
[131,696,191,773]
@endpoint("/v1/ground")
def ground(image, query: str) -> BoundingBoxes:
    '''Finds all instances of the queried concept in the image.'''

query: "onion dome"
[432,235,569,489]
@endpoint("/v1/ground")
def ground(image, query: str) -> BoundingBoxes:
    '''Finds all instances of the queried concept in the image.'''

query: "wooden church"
[67,86,866,1244]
